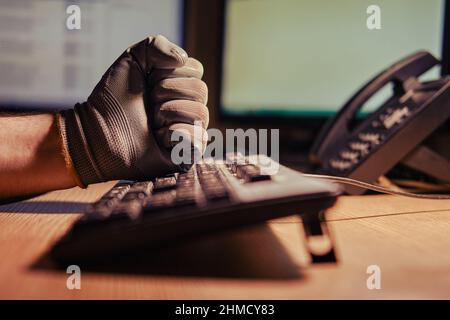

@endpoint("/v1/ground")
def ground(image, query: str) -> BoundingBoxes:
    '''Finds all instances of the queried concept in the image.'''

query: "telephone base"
[400,144,450,183]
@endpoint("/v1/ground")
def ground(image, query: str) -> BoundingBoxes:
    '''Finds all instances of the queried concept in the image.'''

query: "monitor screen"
[221,0,445,118]
[0,0,183,109]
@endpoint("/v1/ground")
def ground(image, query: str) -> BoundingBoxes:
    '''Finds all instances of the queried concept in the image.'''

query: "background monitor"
[221,0,445,119]
[0,0,183,110]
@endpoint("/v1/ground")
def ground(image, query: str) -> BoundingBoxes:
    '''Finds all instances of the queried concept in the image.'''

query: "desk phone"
[310,51,450,194]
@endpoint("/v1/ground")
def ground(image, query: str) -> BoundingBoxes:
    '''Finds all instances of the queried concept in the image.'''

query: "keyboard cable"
[303,174,450,200]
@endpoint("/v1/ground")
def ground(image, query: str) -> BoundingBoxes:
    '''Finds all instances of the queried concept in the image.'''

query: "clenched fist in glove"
[57,35,209,187]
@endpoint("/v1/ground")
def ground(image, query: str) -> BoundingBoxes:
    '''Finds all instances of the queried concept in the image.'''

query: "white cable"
[303,174,450,200]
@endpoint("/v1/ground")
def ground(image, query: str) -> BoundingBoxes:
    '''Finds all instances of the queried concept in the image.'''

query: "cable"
[303,174,450,200]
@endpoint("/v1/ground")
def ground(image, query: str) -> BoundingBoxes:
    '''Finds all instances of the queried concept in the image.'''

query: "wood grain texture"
[0,182,449,299]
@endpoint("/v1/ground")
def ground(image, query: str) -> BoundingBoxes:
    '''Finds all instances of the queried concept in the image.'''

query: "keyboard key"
[84,192,123,219]
[96,197,120,208]
[85,205,113,220]
[196,164,230,201]
[177,171,195,181]
[122,191,148,202]
[203,187,228,201]
[236,164,271,182]
[129,181,153,195]
[196,163,217,175]
[103,186,129,199]
[153,177,177,192]
[79,202,118,225]
[143,190,177,212]
[112,184,131,192]
[112,201,142,220]
[177,180,195,188]
[177,172,196,188]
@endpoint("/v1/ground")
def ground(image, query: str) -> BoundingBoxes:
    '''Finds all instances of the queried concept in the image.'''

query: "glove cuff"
[58,103,105,186]
[55,113,86,188]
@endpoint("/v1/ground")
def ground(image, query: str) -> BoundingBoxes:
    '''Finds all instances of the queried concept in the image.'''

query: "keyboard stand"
[300,210,337,263]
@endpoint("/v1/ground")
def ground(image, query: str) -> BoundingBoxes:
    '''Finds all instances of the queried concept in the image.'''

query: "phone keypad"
[329,159,353,171]
[358,132,382,144]
[324,99,418,175]
[381,106,410,129]
[340,150,359,162]
[327,131,386,173]
[349,141,371,154]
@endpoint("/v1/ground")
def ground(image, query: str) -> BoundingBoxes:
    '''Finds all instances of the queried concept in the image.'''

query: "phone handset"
[310,51,439,166]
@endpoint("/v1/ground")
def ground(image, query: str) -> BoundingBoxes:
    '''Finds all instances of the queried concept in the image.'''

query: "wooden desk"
[1,183,450,299]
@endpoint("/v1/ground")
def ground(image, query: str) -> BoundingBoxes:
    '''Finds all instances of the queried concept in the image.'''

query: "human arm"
[0,113,75,199]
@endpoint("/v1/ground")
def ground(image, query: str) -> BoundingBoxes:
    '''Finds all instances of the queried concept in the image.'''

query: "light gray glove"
[57,35,209,186]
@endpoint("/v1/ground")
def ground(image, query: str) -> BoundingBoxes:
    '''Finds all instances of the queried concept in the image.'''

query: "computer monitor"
[221,0,447,121]
[0,0,183,110]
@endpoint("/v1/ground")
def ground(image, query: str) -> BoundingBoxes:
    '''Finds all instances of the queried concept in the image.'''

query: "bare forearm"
[0,113,76,200]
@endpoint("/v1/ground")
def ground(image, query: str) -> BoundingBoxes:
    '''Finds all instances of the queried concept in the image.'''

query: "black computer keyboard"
[51,155,341,264]
[83,162,271,222]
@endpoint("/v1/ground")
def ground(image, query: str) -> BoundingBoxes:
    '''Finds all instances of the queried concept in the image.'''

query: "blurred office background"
[0,0,182,108]
[0,0,447,152]
[221,0,442,117]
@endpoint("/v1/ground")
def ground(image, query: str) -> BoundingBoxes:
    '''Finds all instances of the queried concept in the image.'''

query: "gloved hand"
[57,35,209,187]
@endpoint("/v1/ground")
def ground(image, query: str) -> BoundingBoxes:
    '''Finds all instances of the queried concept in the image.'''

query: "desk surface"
[1,182,450,299]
